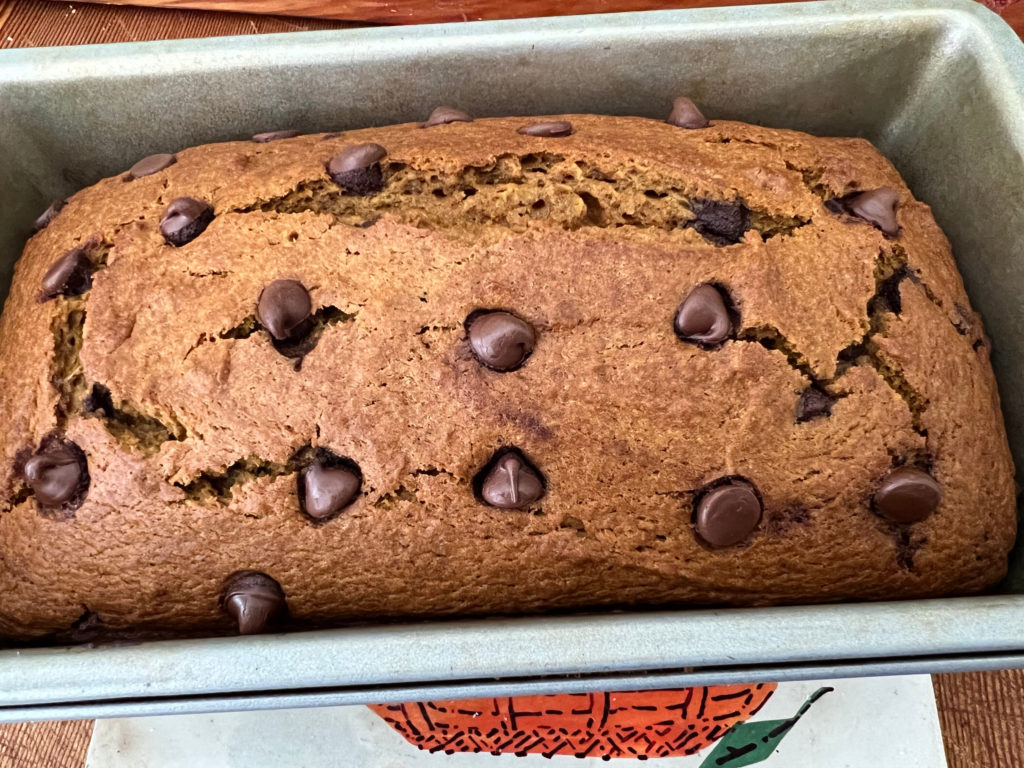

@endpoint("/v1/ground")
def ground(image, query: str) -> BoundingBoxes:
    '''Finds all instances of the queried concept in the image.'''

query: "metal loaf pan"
[2,0,1024,722]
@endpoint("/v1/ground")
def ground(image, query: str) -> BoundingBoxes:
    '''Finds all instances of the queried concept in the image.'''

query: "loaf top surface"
[0,110,1015,640]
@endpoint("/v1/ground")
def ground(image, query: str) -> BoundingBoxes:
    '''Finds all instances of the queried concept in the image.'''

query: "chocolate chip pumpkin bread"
[0,102,1015,641]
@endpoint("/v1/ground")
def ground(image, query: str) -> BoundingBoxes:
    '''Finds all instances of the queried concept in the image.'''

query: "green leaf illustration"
[698,686,833,767]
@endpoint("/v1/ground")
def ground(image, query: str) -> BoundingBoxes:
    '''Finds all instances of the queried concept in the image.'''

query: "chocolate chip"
[694,478,762,548]
[159,197,214,247]
[517,121,573,138]
[690,199,750,245]
[299,455,362,521]
[674,284,734,347]
[873,467,942,524]
[33,199,66,232]
[667,96,709,129]
[466,310,536,372]
[257,279,313,343]
[827,188,900,237]
[220,571,286,635]
[23,437,89,509]
[476,449,545,509]
[423,106,473,127]
[252,130,300,143]
[127,153,176,179]
[40,247,92,300]
[796,386,833,423]
[327,143,387,196]
[252,280,311,346]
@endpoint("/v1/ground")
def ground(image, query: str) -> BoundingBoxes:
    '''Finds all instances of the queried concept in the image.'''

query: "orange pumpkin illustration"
[369,684,777,759]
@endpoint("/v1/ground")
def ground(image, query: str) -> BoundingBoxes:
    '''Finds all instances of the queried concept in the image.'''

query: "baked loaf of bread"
[0,102,1016,641]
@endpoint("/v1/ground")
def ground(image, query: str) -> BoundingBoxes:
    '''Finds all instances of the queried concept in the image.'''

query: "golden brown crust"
[0,114,1015,639]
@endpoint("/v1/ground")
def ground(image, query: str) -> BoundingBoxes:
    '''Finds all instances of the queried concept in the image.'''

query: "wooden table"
[1,0,1023,765]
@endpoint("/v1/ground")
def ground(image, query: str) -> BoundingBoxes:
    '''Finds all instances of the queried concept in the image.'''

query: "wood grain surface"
[2,1,1024,767]
[934,670,1024,768]
[0,0,354,47]
[95,0,809,25]
[0,720,93,768]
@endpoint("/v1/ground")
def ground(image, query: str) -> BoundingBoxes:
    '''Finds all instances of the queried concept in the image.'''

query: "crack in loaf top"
[0,111,1014,639]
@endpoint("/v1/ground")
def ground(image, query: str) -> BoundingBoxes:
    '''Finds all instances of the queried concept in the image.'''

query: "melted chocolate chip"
[299,455,362,522]
[517,121,573,138]
[159,197,214,246]
[33,199,66,232]
[674,284,734,347]
[127,153,176,179]
[827,187,900,237]
[23,437,89,509]
[796,386,833,423]
[252,130,300,143]
[873,467,942,524]
[476,449,545,509]
[257,279,313,342]
[40,247,92,300]
[327,143,387,196]
[221,571,286,635]
[466,310,536,372]
[667,96,709,129]
[694,478,762,548]
[690,199,750,245]
[423,106,473,127]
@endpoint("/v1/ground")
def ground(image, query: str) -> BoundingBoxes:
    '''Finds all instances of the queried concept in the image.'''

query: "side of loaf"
[0,108,1015,641]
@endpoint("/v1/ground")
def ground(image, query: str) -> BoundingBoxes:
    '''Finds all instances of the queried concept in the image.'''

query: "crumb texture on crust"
[0,115,1015,640]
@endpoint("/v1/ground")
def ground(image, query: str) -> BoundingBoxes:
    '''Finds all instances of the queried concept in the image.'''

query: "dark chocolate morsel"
[24,438,89,508]
[127,153,176,179]
[517,121,573,138]
[257,279,313,342]
[667,96,709,129]
[300,460,361,521]
[478,450,544,509]
[252,130,301,143]
[33,199,66,232]
[827,187,900,237]
[796,386,834,423]
[873,467,942,524]
[674,284,733,347]
[221,571,286,635]
[690,198,750,246]
[423,106,473,127]
[467,310,536,372]
[694,479,762,548]
[327,143,388,196]
[41,247,93,300]
[159,197,214,247]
